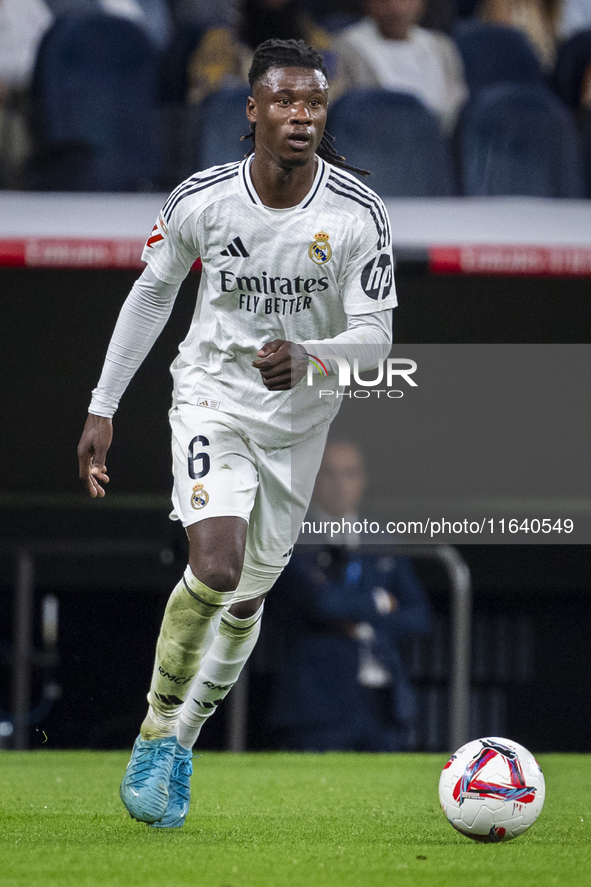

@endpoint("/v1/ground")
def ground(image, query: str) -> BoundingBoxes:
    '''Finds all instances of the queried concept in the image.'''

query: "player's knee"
[228,594,266,619]
[189,557,241,593]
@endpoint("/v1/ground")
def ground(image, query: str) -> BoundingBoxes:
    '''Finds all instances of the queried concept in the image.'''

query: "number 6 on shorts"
[188,435,210,479]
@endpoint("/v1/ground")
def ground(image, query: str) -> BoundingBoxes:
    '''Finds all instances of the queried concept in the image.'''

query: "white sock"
[177,603,264,749]
[140,567,234,740]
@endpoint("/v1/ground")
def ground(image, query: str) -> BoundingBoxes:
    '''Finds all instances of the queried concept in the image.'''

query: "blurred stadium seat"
[452,21,545,96]
[552,27,591,108]
[582,108,591,197]
[318,13,363,32]
[27,141,98,192]
[30,14,162,191]
[187,87,252,175]
[456,83,586,197]
[159,22,203,105]
[327,90,457,197]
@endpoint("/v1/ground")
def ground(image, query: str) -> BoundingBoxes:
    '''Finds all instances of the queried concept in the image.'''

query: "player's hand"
[77,414,113,498]
[252,339,309,390]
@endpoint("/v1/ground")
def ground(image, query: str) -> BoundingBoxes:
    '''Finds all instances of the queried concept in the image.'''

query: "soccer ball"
[439,737,545,842]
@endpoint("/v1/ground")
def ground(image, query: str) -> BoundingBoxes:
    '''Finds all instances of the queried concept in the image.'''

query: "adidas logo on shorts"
[197,396,220,410]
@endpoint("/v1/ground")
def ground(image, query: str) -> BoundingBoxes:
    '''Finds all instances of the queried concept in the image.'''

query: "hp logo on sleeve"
[361,253,393,300]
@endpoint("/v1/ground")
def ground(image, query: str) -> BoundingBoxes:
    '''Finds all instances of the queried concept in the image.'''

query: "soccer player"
[77,37,396,828]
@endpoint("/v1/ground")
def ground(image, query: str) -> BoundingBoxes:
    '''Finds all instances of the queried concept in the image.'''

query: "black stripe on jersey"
[163,160,240,211]
[326,181,388,250]
[161,162,240,219]
[328,168,390,228]
[241,161,258,205]
[163,170,240,222]
[329,170,392,249]
[330,172,392,250]
[302,158,326,208]
[327,172,391,250]
[162,164,240,223]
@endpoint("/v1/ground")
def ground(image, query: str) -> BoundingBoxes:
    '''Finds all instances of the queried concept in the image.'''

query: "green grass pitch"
[1,751,589,887]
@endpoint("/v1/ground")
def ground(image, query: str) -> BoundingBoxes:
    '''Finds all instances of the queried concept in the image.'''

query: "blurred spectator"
[552,25,591,109]
[0,0,54,186]
[559,0,591,40]
[581,49,591,104]
[186,0,332,103]
[304,0,457,32]
[267,440,432,752]
[333,0,468,131]
[477,0,561,68]
[45,0,173,50]
[421,0,457,32]
[0,0,53,92]
[168,0,237,29]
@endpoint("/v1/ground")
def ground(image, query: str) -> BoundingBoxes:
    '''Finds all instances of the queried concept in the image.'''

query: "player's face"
[247,66,329,170]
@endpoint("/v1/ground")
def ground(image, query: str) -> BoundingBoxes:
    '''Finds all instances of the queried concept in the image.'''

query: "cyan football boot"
[119,734,177,823]
[149,743,193,829]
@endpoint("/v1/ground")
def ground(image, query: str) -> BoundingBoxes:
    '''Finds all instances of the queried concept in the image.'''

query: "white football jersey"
[142,155,396,447]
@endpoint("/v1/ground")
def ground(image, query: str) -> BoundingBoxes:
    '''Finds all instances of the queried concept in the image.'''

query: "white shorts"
[169,404,328,598]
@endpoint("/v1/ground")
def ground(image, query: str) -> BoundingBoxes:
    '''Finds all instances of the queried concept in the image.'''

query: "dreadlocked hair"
[241,38,370,178]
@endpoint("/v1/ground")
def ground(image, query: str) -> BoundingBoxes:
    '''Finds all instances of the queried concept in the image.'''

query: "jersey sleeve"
[339,197,397,316]
[88,267,180,417]
[141,199,200,285]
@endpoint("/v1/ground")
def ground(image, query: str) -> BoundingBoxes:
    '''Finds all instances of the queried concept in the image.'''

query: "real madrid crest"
[308,231,332,265]
[191,483,209,510]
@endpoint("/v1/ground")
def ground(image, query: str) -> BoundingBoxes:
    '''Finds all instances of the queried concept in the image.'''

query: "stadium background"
[1,4,591,757]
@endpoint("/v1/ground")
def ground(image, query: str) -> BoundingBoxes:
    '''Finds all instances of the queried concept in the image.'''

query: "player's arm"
[77,266,181,497]
[299,192,395,383]
[301,308,392,377]
[253,196,395,390]
[79,197,198,497]
[251,311,392,391]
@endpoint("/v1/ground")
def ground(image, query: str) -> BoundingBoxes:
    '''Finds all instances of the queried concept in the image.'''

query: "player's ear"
[246,96,257,124]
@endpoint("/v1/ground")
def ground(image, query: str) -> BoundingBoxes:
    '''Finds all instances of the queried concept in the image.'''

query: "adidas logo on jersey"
[221,236,249,257]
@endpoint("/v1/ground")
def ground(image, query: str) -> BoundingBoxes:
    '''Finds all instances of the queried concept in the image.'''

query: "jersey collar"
[240,155,329,212]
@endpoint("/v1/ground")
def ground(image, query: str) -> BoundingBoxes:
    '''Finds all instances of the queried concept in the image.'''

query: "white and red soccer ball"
[439,737,545,842]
